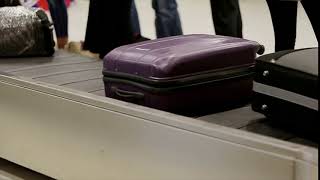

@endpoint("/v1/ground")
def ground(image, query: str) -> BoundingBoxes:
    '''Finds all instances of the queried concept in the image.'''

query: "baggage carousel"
[0,50,317,147]
[0,51,317,180]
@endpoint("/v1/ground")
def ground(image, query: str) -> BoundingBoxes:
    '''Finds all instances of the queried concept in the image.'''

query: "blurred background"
[66,0,317,54]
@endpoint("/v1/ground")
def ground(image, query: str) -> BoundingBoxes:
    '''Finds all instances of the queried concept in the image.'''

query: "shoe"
[66,41,100,59]
[133,34,150,43]
[57,37,69,49]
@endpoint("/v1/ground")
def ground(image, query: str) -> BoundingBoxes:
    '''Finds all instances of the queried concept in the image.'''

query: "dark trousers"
[266,0,319,51]
[83,0,133,58]
[47,0,68,38]
[210,0,243,38]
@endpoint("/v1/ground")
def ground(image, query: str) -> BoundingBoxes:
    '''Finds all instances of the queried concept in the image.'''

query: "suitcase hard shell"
[252,48,318,139]
[103,34,263,115]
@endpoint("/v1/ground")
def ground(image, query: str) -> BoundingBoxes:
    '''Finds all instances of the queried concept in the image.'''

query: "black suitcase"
[252,48,318,140]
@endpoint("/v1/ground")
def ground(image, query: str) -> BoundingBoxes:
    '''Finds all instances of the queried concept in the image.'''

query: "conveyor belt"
[0,51,105,96]
[0,50,317,148]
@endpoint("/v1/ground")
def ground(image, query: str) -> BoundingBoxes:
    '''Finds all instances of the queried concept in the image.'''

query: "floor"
[67,0,318,54]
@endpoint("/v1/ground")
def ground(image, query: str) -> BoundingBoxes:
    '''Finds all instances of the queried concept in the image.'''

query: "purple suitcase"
[103,34,264,115]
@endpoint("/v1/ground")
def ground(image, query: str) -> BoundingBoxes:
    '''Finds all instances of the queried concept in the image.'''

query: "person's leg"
[301,0,319,42]
[83,0,133,58]
[152,0,183,38]
[129,1,149,42]
[266,0,297,51]
[47,0,69,49]
[210,0,243,38]
[130,1,141,36]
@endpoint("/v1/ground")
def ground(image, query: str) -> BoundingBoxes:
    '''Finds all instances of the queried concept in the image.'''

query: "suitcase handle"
[111,86,145,100]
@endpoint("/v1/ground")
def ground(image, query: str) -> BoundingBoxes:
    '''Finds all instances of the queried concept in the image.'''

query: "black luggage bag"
[0,6,55,57]
[252,48,318,140]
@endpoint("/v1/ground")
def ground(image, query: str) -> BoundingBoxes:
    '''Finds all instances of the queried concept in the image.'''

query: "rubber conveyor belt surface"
[0,50,105,96]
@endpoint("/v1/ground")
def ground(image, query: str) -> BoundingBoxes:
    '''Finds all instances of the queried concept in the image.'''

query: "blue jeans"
[47,0,68,38]
[130,0,183,38]
[130,2,141,35]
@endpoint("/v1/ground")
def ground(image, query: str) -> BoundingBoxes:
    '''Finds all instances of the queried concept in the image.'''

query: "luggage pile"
[102,34,318,140]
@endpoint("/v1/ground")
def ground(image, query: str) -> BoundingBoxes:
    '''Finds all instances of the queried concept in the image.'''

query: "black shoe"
[133,35,150,43]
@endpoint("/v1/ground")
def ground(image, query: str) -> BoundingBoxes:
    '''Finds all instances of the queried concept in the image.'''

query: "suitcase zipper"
[104,66,254,93]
